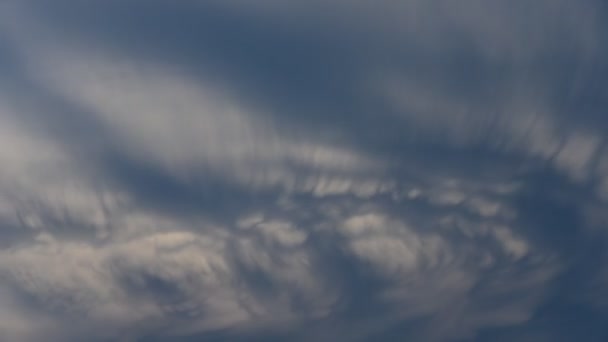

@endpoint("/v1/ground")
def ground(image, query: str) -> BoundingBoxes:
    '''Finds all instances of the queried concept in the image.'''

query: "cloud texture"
[0,0,607,341]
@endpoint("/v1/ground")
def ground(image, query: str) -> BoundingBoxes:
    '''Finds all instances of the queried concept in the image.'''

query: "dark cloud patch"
[22,0,608,134]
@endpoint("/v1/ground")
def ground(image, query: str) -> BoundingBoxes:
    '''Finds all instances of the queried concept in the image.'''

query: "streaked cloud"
[0,0,607,341]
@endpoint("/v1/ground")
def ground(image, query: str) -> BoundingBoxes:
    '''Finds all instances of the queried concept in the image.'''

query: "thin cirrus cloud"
[0,0,607,341]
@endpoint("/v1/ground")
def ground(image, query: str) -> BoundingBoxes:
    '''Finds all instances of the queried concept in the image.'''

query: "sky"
[0,1,607,341]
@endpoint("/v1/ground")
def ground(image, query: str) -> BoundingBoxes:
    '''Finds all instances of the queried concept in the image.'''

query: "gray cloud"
[0,0,607,341]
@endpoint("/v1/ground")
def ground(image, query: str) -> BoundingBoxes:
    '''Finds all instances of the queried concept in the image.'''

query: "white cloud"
[0,160,559,340]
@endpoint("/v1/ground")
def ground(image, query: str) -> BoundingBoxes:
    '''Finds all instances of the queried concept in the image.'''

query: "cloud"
[0,182,561,341]
[0,0,607,341]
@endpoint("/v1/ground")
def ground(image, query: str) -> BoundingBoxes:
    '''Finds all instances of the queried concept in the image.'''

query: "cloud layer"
[0,1,607,341]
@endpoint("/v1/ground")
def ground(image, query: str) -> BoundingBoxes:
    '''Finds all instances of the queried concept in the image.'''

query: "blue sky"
[0,1,607,341]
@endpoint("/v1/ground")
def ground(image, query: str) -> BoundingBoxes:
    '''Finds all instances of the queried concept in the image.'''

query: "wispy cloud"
[0,1,607,341]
